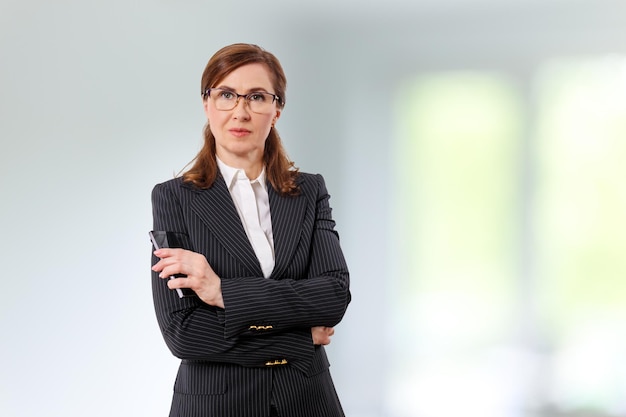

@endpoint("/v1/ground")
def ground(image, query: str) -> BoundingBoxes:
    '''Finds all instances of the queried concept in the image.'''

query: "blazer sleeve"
[151,181,315,371]
[219,174,351,339]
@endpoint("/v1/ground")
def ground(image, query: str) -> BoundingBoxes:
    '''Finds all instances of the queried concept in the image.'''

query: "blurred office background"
[1,0,625,416]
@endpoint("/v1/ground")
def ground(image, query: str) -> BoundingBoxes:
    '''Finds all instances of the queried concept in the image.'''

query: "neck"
[216,152,264,179]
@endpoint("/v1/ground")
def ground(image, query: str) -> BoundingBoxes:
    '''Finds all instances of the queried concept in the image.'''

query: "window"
[390,57,626,417]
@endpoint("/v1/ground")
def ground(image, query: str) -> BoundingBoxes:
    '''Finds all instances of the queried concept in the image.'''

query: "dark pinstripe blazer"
[151,172,351,417]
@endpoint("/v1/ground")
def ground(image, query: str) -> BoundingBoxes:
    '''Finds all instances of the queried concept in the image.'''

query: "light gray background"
[1,1,625,416]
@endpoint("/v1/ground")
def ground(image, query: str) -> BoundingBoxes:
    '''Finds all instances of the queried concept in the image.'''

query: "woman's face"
[203,63,281,168]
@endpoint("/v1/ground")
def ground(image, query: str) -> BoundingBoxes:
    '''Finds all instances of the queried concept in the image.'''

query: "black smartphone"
[149,230,196,298]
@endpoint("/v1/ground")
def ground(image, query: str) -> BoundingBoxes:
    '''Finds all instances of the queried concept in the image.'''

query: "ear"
[273,109,281,123]
[202,99,210,119]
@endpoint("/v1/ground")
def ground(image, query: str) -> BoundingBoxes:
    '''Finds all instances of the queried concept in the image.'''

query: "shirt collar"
[216,156,267,191]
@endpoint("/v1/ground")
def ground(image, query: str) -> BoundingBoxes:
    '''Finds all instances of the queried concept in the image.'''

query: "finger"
[155,256,184,277]
[167,277,180,289]
[151,260,162,272]
[151,257,171,273]
[154,248,186,259]
[159,264,187,279]
[167,276,191,290]
[152,253,173,273]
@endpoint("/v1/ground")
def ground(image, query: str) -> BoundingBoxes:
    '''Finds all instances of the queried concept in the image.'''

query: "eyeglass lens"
[209,89,277,113]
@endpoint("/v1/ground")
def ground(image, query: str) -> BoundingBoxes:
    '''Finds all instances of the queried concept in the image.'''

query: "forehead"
[216,63,274,91]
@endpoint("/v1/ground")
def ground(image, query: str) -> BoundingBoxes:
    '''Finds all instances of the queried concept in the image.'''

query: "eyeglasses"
[202,88,281,114]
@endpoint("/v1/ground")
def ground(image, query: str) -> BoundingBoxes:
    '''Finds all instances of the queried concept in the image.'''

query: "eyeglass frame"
[201,88,282,112]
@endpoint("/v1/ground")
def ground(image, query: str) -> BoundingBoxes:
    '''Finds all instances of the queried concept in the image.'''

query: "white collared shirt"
[217,157,275,277]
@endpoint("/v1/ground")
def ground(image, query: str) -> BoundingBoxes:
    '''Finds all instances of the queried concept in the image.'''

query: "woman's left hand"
[152,248,224,308]
[311,326,335,345]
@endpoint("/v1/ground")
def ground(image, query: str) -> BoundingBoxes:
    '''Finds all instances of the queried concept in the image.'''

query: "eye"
[248,93,267,102]
[218,90,235,100]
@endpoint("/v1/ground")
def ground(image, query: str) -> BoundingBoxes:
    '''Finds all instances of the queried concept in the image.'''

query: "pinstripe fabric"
[151,172,350,417]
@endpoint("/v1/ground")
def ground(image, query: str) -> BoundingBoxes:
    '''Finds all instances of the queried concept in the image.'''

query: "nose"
[232,96,251,117]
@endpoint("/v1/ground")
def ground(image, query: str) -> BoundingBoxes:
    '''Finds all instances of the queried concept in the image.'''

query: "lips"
[229,128,251,137]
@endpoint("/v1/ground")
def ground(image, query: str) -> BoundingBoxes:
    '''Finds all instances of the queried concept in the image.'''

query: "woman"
[150,43,351,417]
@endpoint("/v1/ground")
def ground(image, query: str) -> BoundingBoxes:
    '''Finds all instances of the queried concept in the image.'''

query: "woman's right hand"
[311,326,335,345]
[152,248,224,308]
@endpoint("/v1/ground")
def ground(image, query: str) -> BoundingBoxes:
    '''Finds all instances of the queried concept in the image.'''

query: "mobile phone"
[149,230,196,298]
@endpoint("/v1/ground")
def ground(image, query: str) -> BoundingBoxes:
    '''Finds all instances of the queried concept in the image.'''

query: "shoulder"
[152,177,183,191]
[297,172,325,185]
[152,177,180,198]
[151,177,203,204]
[296,172,330,198]
[152,177,205,195]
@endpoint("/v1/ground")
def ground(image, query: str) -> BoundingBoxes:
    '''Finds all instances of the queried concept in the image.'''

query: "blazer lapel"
[186,179,263,277]
[268,180,308,278]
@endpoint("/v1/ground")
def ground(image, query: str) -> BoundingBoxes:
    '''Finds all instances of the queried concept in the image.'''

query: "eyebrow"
[216,85,272,93]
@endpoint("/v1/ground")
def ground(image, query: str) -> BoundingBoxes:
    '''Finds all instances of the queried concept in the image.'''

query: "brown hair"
[182,43,300,196]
